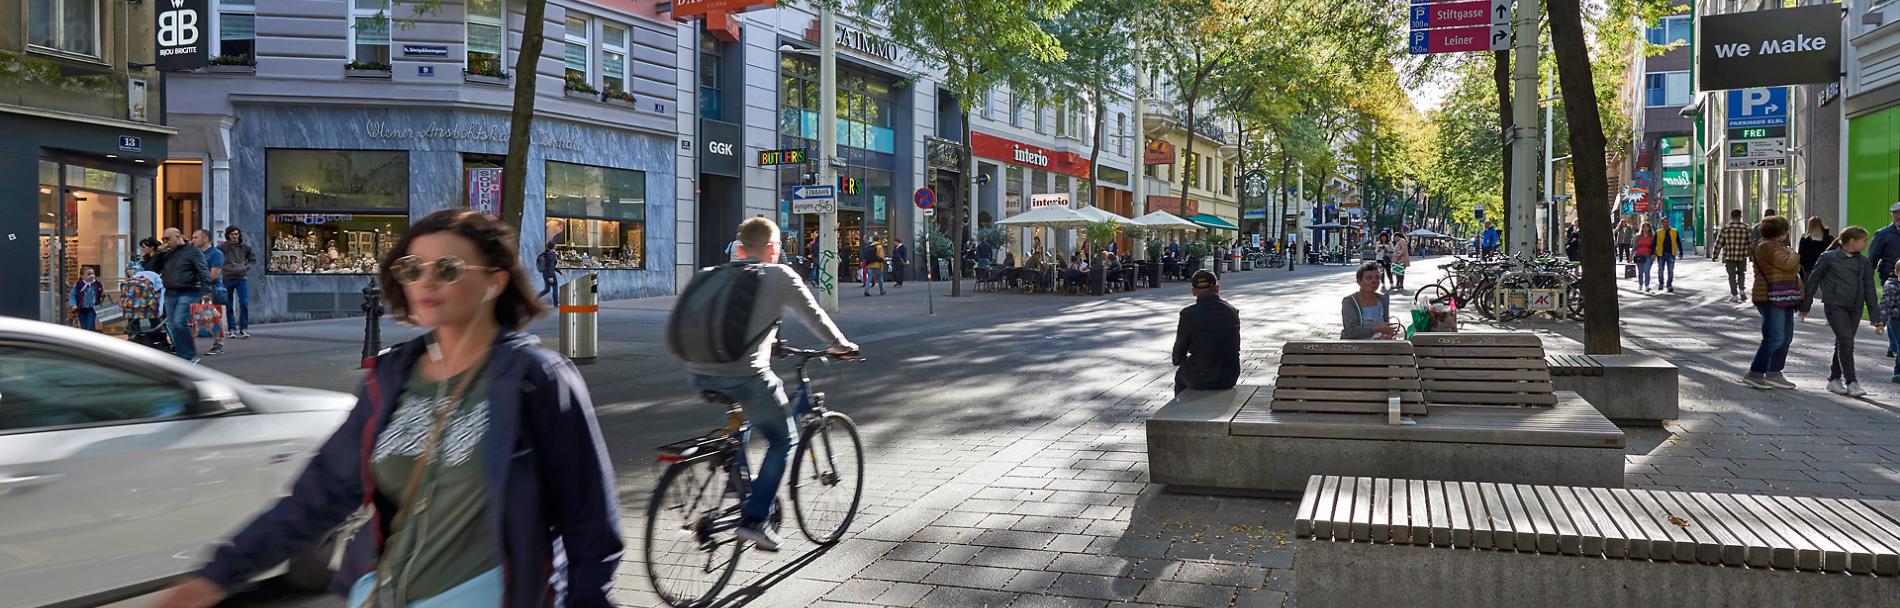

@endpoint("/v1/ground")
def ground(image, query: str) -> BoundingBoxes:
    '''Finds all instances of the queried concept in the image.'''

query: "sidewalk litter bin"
[559,272,598,360]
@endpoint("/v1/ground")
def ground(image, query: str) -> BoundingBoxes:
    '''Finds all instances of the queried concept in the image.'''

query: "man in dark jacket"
[158,228,211,361]
[1172,270,1241,394]
[217,227,257,338]
[1867,202,1900,282]
[892,237,909,287]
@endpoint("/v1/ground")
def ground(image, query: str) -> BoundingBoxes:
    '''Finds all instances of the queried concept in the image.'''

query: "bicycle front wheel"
[645,458,742,607]
[790,412,865,544]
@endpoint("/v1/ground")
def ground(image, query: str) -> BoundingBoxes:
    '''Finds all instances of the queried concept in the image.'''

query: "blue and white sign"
[118,136,141,152]
[402,44,449,58]
[1726,87,1788,129]
[792,185,836,214]
[418,65,435,77]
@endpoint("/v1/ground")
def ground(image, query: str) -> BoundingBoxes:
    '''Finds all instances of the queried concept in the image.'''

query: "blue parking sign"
[1726,87,1788,129]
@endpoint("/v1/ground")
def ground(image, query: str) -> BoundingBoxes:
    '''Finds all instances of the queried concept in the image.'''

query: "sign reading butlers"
[1699,4,1841,90]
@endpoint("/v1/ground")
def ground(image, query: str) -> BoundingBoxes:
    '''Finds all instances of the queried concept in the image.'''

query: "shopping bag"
[1407,308,1430,339]
[191,301,225,338]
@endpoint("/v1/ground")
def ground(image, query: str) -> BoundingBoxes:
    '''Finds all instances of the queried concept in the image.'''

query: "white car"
[0,318,357,608]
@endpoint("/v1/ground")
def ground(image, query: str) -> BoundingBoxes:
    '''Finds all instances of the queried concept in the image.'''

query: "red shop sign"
[970,132,1091,180]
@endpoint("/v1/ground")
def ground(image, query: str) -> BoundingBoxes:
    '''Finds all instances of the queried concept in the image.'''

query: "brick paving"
[217,255,1899,608]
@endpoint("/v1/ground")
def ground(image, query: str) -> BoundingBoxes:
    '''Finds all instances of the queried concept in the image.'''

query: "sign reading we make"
[1700,4,1840,90]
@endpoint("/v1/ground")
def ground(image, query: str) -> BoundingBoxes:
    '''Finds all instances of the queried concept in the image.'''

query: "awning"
[1187,213,1239,231]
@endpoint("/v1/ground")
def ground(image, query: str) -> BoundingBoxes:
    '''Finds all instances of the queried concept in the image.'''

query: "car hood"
[245,384,358,414]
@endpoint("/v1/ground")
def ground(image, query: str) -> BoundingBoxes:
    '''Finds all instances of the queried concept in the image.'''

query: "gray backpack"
[667,263,772,363]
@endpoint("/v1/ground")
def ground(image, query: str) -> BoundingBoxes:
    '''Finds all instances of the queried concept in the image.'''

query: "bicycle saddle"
[701,391,737,405]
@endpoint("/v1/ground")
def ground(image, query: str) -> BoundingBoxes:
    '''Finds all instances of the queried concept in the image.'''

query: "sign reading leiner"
[1408,23,1511,55]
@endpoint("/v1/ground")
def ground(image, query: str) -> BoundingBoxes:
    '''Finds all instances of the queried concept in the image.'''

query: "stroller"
[128,319,174,353]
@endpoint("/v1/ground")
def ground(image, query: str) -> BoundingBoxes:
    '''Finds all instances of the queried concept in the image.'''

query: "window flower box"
[344,61,391,79]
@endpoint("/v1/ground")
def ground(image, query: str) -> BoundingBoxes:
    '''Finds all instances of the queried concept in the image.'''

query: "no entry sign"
[913,187,935,209]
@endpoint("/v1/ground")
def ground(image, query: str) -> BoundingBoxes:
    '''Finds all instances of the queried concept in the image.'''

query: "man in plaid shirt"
[1710,208,1755,302]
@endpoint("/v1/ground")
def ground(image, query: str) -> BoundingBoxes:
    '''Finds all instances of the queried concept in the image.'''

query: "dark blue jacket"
[200,332,621,607]
[1869,223,1900,280]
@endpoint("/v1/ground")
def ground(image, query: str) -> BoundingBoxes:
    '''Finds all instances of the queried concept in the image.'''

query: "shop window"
[1055,100,1069,138]
[564,16,591,89]
[1185,153,1200,188]
[466,0,505,77]
[545,161,645,269]
[350,0,392,67]
[27,0,98,58]
[216,0,256,65]
[1117,113,1127,155]
[264,150,409,274]
[1645,71,1690,108]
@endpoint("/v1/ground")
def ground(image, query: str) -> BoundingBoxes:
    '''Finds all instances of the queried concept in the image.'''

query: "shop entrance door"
[38,161,144,327]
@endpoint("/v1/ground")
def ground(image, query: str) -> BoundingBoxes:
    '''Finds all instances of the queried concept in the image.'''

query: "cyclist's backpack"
[667,262,773,363]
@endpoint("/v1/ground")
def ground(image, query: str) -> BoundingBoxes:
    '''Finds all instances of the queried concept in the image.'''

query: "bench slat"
[1416,346,1550,359]
[1765,495,1853,572]
[1369,478,1392,544]
[1462,481,1495,550]
[1276,377,1424,390]
[1418,356,1551,370]
[1810,498,1900,576]
[1632,489,1699,562]
[1726,492,1800,569]
[1294,475,1324,538]
[1277,365,1422,379]
[1331,475,1361,543]
[1515,484,1561,554]
[1582,487,1640,559]
[1689,491,1774,569]
[1653,491,1724,565]
[1535,485,1582,555]
[1274,388,1427,402]
[1490,482,1532,552]
[1349,477,1374,542]
[1391,477,1412,546]
[1733,494,1819,570]
[1407,479,1430,545]
[1417,369,1553,381]
[1445,481,1473,548]
[1789,496,1879,574]
[1311,476,1341,540]
[1674,491,1747,567]
[1418,380,1556,393]
[1269,398,1430,416]
[1417,391,1561,406]
[1427,480,1454,546]
[1607,489,1676,561]
[1556,486,1606,557]
[1477,482,1517,551]
[1284,340,1418,355]
[1411,332,1544,346]
[1280,354,1417,367]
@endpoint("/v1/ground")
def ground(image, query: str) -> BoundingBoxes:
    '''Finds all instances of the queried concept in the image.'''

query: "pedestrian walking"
[1655,217,1684,292]
[892,237,908,287]
[1376,231,1393,282]
[1870,204,1900,284]
[861,237,886,296]
[1884,271,1900,379]
[193,230,228,355]
[218,227,256,338]
[1563,224,1582,262]
[536,241,561,305]
[1342,262,1399,340]
[1172,270,1240,394]
[1390,232,1410,290]
[1799,216,1833,283]
[68,266,104,332]
[1803,226,1884,396]
[157,228,210,362]
[1711,209,1755,302]
[156,209,620,608]
[1743,216,1802,390]
[1615,219,1635,262]
[1633,221,1656,292]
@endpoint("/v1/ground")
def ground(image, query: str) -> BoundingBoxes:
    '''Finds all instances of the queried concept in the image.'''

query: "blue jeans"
[1636,256,1653,289]
[1889,326,1900,376]
[539,273,559,305]
[75,308,97,331]
[1750,304,1795,374]
[167,292,200,360]
[223,278,249,332]
[688,372,794,524]
[1657,255,1677,289]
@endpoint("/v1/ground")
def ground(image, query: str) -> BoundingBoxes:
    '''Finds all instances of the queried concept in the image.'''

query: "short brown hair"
[1758,216,1791,242]
[378,209,545,330]
[738,216,778,249]
[1356,261,1383,281]
[1729,209,1743,220]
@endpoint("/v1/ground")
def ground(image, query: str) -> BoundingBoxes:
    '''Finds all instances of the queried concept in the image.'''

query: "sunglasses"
[389,255,497,285]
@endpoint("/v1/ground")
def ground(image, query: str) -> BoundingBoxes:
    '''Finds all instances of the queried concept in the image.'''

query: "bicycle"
[644,343,866,607]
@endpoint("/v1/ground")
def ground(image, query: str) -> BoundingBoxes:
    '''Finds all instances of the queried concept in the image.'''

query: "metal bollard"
[559,272,599,360]
[361,279,384,368]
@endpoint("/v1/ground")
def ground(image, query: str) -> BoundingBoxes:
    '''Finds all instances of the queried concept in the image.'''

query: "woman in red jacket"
[1632,221,1657,293]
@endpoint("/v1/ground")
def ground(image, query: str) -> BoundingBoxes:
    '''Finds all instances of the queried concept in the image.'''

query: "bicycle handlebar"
[774,341,864,362]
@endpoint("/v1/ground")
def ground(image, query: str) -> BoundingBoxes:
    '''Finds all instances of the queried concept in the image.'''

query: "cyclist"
[681,216,857,552]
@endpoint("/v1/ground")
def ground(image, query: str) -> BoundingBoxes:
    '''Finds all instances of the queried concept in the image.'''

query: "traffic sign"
[1727,138,1787,158]
[1408,23,1511,55]
[913,187,935,209]
[922,207,935,218]
[1728,157,1789,170]
[1409,0,1512,30]
[1726,87,1788,129]
[1728,125,1786,140]
[792,185,836,214]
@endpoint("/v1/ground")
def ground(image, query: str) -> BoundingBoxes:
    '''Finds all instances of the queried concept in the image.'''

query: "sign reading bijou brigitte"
[155,0,209,70]
[1700,5,1840,90]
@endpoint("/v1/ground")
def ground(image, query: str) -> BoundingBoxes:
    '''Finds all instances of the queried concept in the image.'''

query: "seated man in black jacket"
[1172,270,1241,394]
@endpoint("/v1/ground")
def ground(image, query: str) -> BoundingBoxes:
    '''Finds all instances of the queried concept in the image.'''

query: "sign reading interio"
[1699,4,1841,90]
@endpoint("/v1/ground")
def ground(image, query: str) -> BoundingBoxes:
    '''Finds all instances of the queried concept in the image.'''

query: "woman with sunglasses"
[158,210,620,608]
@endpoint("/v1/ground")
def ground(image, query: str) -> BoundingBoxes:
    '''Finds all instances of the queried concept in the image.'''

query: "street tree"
[1040,0,1141,208]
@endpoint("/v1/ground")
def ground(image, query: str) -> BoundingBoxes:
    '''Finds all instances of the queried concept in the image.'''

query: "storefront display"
[546,160,647,269]
[264,149,409,274]
[265,213,405,274]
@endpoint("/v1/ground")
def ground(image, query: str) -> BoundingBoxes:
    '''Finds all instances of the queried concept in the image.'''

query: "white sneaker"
[1741,373,1774,389]
[1828,379,1849,395]
[1847,382,1868,397]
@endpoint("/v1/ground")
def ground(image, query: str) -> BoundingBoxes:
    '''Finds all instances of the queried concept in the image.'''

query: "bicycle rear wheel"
[790,411,865,544]
[645,457,742,607]
[1413,284,1454,311]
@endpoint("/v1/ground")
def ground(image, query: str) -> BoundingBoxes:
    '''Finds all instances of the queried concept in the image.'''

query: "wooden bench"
[1411,333,1558,407]
[1295,475,1900,607]
[1270,341,1426,422]
[1546,351,1680,424]
[1545,353,1604,377]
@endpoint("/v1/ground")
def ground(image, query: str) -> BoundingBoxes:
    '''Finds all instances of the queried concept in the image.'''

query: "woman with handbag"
[1744,216,1804,390]
[1633,221,1657,293]
[157,210,620,608]
[1801,226,1884,397]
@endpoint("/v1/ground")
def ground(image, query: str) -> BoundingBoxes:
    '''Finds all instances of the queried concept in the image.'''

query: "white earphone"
[483,285,498,302]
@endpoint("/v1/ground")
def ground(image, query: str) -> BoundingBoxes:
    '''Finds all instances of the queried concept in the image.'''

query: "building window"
[776,55,895,154]
[264,149,409,274]
[564,16,591,88]
[1646,15,1691,46]
[1055,100,1069,138]
[1644,70,1690,108]
[1009,93,1022,127]
[603,24,629,94]
[545,161,646,269]
[466,0,504,76]
[698,31,720,120]
[28,0,99,57]
[1222,161,1234,196]
[1117,113,1127,155]
[214,0,256,64]
[1035,104,1047,134]
[1006,165,1024,215]
[1185,152,1200,188]
[349,0,392,67]
[981,91,993,120]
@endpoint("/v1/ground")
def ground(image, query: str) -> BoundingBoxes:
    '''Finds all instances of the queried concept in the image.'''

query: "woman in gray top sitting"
[1342,262,1399,340]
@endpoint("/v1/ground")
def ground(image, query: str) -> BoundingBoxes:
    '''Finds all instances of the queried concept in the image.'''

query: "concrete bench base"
[1300,532,1894,608]
[1147,388,1625,495]
[1549,354,1679,424]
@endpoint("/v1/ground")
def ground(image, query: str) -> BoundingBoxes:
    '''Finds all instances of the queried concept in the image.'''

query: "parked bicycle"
[644,342,865,607]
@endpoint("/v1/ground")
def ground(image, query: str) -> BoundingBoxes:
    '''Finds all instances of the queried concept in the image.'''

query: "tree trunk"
[1549,0,1621,354]
[1278,148,1290,248]
[1492,49,1511,233]
[501,0,548,235]
[953,104,972,297]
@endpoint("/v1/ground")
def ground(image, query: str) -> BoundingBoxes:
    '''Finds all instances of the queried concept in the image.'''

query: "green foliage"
[922,224,956,262]
[1146,239,1164,260]
[1205,232,1233,249]
[1185,241,1211,259]
[1084,221,1121,249]
[977,227,1011,250]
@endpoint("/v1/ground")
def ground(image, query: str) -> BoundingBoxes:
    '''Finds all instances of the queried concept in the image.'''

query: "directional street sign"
[1409,24,1511,54]
[1409,0,1512,30]
[792,185,836,214]
[1728,138,1787,158]
[1408,0,1513,55]
[1726,87,1789,129]
[1728,157,1790,170]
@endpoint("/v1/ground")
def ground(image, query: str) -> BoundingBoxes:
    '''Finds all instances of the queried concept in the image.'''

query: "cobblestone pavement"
[201,255,1898,608]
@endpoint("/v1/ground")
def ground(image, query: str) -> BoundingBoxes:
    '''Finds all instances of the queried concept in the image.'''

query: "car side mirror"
[192,380,245,416]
